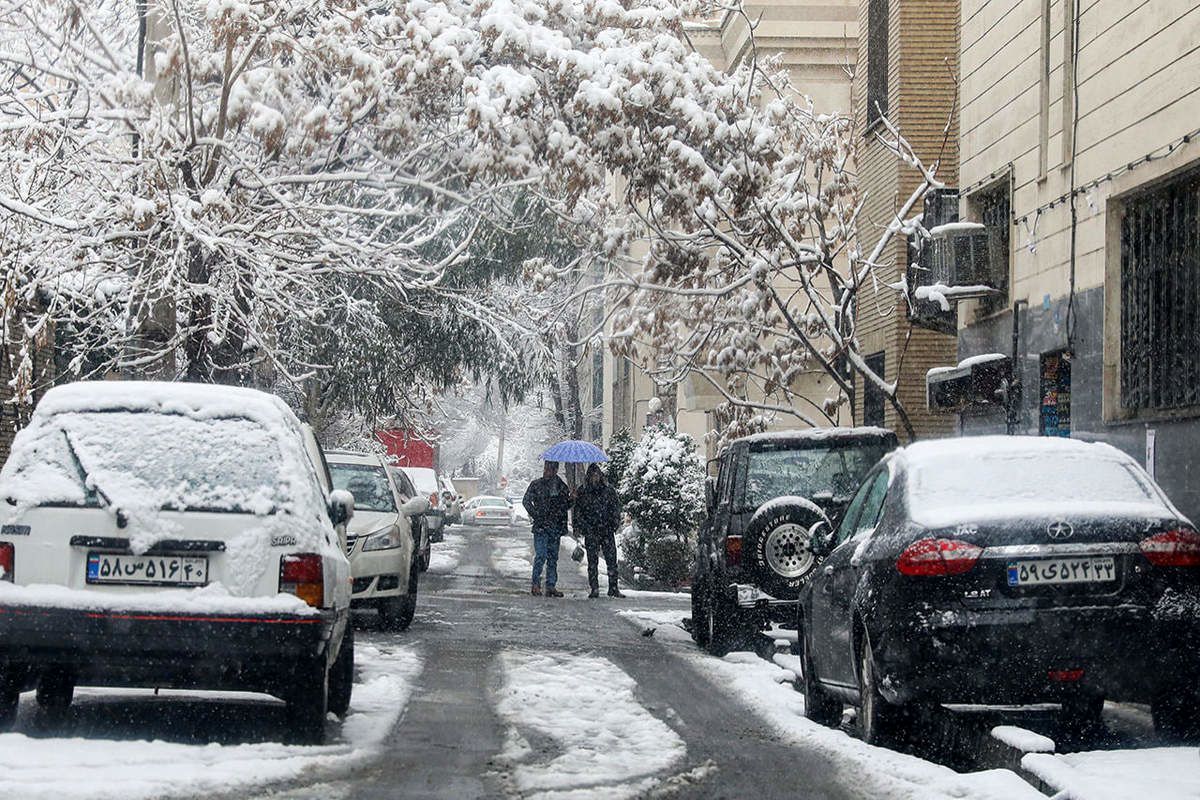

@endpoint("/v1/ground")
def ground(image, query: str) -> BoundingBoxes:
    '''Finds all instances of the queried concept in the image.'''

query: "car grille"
[344,534,358,556]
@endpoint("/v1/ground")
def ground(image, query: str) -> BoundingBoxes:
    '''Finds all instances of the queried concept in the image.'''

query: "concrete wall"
[956,0,1200,521]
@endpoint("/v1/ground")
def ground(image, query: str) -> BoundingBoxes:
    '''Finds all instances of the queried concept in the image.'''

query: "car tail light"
[279,554,324,607]
[1139,528,1200,567]
[896,538,983,577]
[725,535,743,567]
[1048,668,1084,682]
[0,542,12,582]
[476,510,486,518]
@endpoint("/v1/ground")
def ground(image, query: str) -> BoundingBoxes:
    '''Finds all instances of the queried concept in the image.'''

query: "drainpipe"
[1007,300,1028,435]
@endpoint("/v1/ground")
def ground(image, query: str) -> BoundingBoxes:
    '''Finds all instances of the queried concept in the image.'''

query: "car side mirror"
[705,477,717,513]
[329,489,355,526]
[402,496,430,517]
[809,522,834,558]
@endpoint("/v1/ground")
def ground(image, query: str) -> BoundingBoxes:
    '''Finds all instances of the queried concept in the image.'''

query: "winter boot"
[531,584,542,596]
[608,586,626,598]
[545,587,564,598]
[588,589,600,599]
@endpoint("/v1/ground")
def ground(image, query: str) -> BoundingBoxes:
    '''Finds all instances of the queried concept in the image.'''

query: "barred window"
[972,183,1011,315]
[1120,169,1200,412]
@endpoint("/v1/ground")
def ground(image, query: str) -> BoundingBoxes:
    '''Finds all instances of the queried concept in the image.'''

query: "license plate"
[86,552,209,586]
[1006,556,1116,587]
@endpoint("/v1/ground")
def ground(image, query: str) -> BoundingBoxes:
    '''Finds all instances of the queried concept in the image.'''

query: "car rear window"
[907,450,1162,525]
[2,410,292,515]
[330,464,397,513]
[736,441,890,512]
[478,497,508,507]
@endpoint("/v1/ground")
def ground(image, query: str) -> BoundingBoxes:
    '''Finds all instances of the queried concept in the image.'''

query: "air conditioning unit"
[908,189,960,334]
[926,354,1012,413]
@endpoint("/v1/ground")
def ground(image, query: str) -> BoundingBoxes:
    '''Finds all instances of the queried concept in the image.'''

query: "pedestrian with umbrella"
[523,441,609,598]
[574,463,625,598]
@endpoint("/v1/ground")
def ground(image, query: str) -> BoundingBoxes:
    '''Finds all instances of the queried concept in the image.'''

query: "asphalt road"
[274,521,859,800]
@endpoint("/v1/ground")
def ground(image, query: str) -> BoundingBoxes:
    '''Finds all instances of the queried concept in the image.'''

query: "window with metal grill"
[1120,169,1200,413]
[866,0,889,127]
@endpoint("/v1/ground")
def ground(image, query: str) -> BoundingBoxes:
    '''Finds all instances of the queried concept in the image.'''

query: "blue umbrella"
[541,440,609,463]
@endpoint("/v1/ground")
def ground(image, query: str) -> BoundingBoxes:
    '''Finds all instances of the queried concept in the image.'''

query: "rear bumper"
[874,604,1200,705]
[0,604,340,696]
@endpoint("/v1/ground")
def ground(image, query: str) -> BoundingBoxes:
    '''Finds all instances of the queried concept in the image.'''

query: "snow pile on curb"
[494,650,686,799]
[0,643,422,800]
[617,610,1040,800]
[1022,747,1200,800]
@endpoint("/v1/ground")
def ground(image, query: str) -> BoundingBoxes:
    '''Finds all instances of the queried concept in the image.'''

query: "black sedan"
[798,436,1200,747]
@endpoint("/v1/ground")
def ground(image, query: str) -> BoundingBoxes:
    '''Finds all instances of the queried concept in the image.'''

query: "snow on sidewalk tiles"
[428,529,470,574]
[1021,747,1200,800]
[0,643,421,800]
[493,650,686,799]
[617,609,1042,800]
[491,534,534,578]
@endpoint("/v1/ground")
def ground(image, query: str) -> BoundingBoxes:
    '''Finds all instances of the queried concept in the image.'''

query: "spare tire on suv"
[743,498,829,599]
[691,427,898,656]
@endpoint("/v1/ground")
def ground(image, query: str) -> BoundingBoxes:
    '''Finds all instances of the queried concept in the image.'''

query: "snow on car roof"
[894,435,1181,527]
[738,426,895,446]
[34,380,298,427]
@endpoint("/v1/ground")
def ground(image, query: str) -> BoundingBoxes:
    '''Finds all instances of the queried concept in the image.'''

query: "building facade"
[852,0,960,441]
[604,1,860,454]
[955,0,1200,520]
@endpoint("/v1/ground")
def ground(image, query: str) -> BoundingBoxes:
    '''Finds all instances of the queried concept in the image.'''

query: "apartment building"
[952,1,1200,520]
[604,1,860,452]
[851,0,960,441]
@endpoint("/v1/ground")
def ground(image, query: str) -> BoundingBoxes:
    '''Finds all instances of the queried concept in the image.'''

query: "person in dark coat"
[573,464,625,598]
[522,460,572,597]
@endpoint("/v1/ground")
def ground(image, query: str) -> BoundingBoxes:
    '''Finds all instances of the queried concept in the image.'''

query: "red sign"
[376,429,435,468]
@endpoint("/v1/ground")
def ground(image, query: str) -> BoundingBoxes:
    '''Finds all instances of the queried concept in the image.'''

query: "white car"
[464,495,515,526]
[0,381,353,744]
[327,451,427,629]
[388,466,432,572]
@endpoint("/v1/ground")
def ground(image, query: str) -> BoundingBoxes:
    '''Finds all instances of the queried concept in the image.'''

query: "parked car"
[798,435,1200,746]
[402,467,445,542]
[327,452,428,630]
[389,466,431,572]
[0,381,354,744]
[464,495,514,526]
[691,427,898,656]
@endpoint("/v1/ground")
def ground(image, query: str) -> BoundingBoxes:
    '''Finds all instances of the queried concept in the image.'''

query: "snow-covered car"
[401,467,445,542]
[327,452,428,630]
[388,466,431,572]
[692,427,898,656]
[464,495,514,526]
[799,436,1200,746]
[0,381,353,744]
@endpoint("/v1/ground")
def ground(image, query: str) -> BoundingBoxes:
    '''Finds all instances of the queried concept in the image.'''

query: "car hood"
[347,509,401,535]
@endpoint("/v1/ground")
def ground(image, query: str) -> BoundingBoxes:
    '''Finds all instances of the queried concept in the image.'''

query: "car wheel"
[1152,691,1200,741]
[285,658,329,745]
[691,573,711,648]
[742,502,828,601]
[705,585,747,657]
[327,625,354,718]
[858,635,909,747]
[381,562,419,632]
[800,619,843,727]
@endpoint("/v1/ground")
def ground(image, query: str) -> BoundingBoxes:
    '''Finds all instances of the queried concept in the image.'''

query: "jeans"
[585,532,619,593]
[532,526,563,588]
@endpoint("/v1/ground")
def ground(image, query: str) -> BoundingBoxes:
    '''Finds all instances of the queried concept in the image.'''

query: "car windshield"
[3,411,289,514]
[737,442,889,512]
[330,464,397,513]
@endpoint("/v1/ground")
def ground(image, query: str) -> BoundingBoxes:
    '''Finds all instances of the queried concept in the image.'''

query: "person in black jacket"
[522,460,572,597]
[573,464,625,598]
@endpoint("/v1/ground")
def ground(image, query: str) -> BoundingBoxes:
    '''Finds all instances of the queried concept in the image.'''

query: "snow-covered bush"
[618,426,704,587]
[605,428,636,496]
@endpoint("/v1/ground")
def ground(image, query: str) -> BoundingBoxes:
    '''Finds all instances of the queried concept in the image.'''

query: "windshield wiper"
[62,430,128,528]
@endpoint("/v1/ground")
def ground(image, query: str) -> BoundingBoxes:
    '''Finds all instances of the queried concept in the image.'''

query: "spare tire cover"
[742,498,829,600]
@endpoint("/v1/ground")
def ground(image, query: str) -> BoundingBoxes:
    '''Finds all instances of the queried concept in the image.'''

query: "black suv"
[691,427,898,655]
